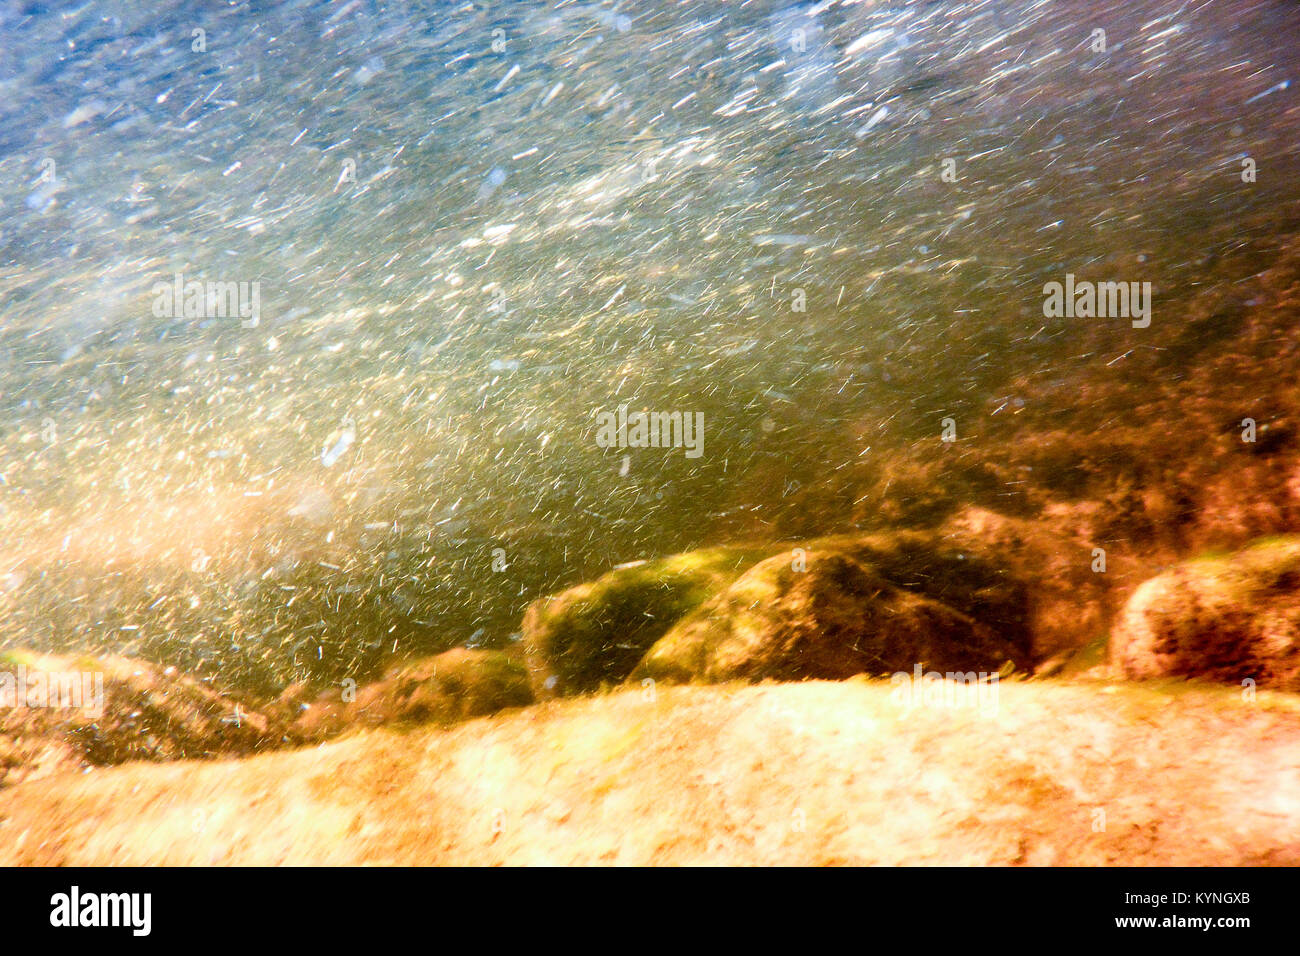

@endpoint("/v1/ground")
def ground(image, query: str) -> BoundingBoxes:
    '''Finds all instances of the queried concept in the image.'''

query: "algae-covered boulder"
[521,509,1103,694]
[634,550,1025,683]
[521,546,776,697]
[1111,537,1300,691]
[0,648,281,789]
[291,648,533,739]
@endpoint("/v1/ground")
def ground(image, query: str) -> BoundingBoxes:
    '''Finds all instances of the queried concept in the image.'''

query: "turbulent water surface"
[1,0,1297,692]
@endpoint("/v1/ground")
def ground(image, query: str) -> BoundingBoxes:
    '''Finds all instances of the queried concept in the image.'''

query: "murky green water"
[0,0,1297,692]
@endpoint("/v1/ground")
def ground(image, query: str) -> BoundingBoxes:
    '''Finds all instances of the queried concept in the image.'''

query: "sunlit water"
[0,0,1297,692]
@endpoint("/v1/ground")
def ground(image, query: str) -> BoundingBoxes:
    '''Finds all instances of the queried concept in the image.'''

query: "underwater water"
[0,0,1297,693]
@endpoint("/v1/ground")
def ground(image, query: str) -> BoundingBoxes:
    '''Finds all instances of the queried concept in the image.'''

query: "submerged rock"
[521,509,1102,694]
[0,649,280,789]
[1111,537,1300,692]
[521,546,776,697]
[934,507,1113,661]
[634,550,1024,683]
[1,646,534,786]
[5,680,1297,866]
[291,648,533,739]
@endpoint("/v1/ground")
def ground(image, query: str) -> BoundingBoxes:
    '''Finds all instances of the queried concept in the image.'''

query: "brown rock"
[0,649,279,789]
[291,648,533,739]
[1111,537,1300,691]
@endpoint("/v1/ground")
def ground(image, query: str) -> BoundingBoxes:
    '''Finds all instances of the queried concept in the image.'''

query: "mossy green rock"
[521,546,776,697]
[1112,536,1300,691]
[521,513,1091,694]
[635,548,1027,684]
